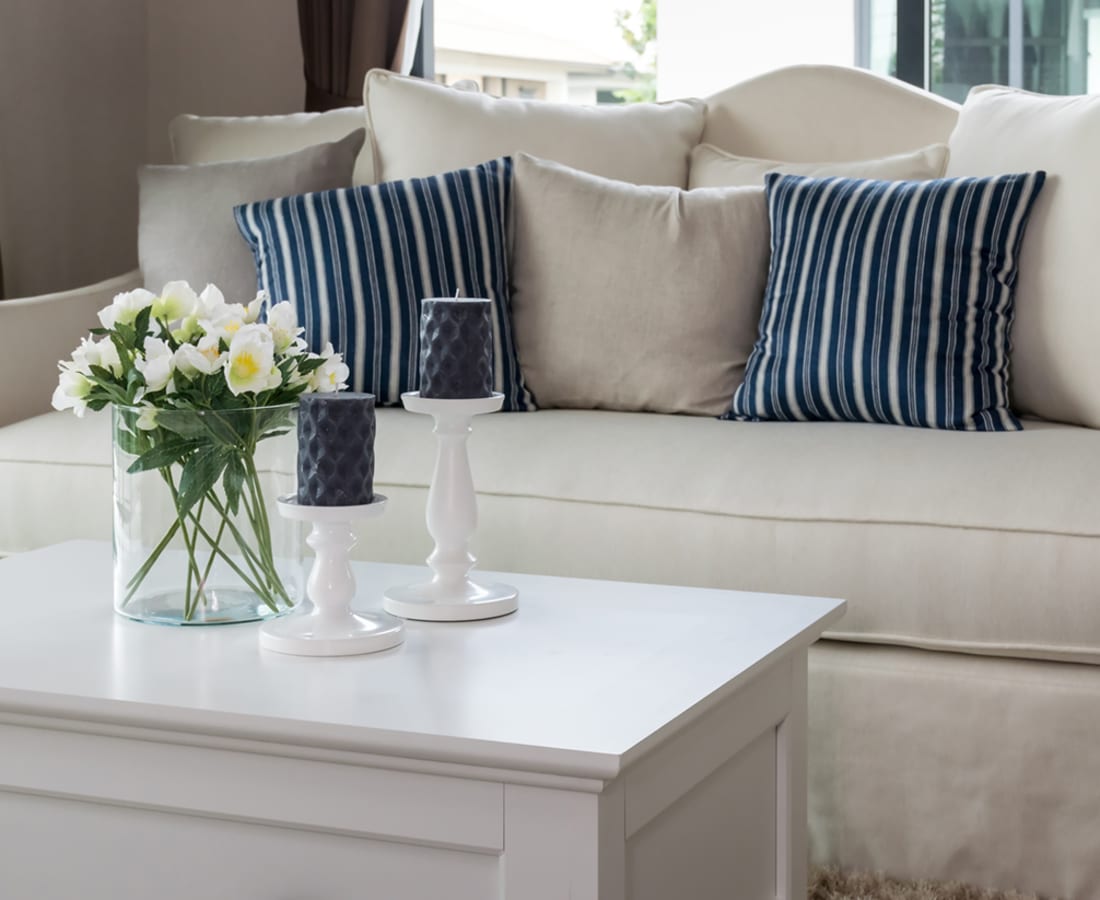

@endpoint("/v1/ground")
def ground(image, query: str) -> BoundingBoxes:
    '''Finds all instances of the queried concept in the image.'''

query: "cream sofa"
[3,66,1099,900]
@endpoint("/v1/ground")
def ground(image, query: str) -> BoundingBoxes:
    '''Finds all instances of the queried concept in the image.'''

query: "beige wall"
[0,0,147,299]
[0,0,303,299]
[146,0,302,163]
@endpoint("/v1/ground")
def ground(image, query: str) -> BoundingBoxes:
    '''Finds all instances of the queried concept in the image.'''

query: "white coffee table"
[0,541,844,900]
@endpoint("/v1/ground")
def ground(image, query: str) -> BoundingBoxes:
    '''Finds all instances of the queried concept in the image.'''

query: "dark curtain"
[298,0,413,112]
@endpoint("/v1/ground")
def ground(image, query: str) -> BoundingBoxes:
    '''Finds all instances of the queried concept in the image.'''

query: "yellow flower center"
[232,352,260,380]
[225,320,242,335]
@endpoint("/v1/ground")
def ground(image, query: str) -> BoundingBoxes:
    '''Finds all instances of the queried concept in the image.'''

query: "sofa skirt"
[809,641,1100,900]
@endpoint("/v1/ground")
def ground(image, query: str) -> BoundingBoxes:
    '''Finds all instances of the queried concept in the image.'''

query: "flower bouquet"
[53,281,348,624]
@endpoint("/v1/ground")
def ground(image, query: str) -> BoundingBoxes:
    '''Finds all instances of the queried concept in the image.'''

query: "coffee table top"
[0,541,844,779]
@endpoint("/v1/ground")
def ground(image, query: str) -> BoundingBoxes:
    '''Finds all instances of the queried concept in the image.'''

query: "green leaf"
[133,306,152,342]
[202,409,246,447]
[223,453,245,516]
[88,364,120,384]
[110,333,135,374]
[114,426,142,456]
[126,438,205,474]
[295,356,326,376]
[177,449,228,517]
[157,412,211,440]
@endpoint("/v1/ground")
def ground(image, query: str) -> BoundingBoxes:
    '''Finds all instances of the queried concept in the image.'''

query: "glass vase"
[112,403,303,625]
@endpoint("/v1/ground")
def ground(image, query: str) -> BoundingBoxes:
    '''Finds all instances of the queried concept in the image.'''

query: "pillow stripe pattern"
[728,171,1045,431]
[235,157,534,410]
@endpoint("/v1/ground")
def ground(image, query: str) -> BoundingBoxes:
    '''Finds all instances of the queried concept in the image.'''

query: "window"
[860,0,1100,100]
[424,0,1099,105]
[431,0,655,103]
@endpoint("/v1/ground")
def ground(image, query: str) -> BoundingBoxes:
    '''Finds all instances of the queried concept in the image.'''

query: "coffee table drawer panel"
[0,722,503,852]
[0,790,500,900]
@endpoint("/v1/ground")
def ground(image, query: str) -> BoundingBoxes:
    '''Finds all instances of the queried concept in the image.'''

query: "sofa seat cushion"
[3,410,1099,665]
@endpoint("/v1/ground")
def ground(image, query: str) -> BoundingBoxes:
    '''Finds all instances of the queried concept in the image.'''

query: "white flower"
[197,283,227,318]
[225,324,281,396]
[266,302,301,354]
[70,337,122,378]
[246,291,266,323]
[152,281,199,323]
[98,288,156,330]
[200,302,250,345]
[309,342,349,393]
[96,337,123,377]
[173,336,224,379]
[51,367,93,417]
[136,405,159,431]
[135,337,174,394]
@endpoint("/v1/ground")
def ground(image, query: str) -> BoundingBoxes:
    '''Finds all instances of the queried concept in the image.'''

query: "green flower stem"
[163,469,208,622]
[204,488,272,578]
[186,495,210,620]
[199,508,229,598]
[243,457,284,598]
[183,511,275,611]
[200,489,288,611]
[123,516,182,602]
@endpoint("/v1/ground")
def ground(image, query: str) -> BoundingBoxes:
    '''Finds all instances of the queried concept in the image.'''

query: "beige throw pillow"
[688,142,949,189]
[170,108,374,185]
[364,70,705,187]
[946,85,1098,428]
[510,154,769,416]
[139,130,365,303]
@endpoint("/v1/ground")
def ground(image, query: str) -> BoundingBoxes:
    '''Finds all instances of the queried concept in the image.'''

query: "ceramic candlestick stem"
[383,392,518,622]
[260,496,404,656]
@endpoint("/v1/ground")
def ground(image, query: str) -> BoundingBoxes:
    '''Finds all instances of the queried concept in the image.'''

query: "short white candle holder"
[383,392,518,622]
[260,495,404,656]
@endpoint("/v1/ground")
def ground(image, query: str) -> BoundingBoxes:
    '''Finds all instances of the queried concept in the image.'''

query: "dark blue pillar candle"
[419,298,494,399]
[296,393,376,506]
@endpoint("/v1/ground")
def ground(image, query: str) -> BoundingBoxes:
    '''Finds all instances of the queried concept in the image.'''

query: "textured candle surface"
[297,393,376,506]
[419,298,494,399]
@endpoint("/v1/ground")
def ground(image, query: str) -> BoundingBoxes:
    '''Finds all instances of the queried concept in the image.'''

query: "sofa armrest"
[0,270,142,428]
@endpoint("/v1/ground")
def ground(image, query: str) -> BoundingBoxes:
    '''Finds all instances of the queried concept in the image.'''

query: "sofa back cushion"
[702,64,959,162]
[364,70,705,187]
[170,109,375,185]
[234,157,534,411]
[946,86,1100,428]
[139,129,365,304]
[688,142,949,189]
[729,171,1047,431]
[510,154,770,416]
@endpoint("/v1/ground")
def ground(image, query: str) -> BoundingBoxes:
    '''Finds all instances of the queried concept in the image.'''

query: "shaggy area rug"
[809,867,1048,900]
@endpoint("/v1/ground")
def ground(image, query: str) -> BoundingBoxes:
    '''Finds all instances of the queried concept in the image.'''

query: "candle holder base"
[260,608,404,656]
[260,496,404,657]
[384,580,518,622]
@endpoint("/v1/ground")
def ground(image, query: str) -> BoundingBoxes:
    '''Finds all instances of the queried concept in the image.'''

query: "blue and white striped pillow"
[728,171,1046,431]
[234,157,534,411]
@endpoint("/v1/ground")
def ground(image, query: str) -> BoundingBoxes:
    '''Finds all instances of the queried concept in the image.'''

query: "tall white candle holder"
[383,392,518,622]
[260,495,404,656]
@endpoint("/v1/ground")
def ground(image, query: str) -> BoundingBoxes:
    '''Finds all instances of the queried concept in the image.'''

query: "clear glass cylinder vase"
[112,403,303,625]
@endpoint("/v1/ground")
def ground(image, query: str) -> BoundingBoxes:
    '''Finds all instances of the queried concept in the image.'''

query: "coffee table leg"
[501,783,626,900]
[776,651,809,900]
